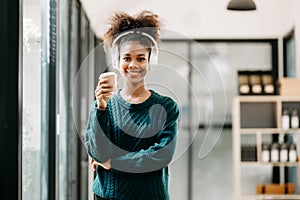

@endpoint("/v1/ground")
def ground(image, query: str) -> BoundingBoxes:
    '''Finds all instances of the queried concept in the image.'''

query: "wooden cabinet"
[233,96,300,200]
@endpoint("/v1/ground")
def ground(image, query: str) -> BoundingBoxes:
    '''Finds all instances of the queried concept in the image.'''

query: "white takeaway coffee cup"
[99,72,118,95]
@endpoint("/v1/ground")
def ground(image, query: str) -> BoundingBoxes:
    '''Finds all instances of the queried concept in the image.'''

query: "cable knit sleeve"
[84,101,112,163]
[110,98,179,173]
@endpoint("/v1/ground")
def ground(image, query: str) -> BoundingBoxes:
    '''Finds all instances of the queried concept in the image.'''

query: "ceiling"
[79,0,295,39]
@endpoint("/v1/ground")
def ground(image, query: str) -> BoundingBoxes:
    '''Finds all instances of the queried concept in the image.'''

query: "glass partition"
[22,1,93,199]
[160,40,275,200]
[22,0,42,199]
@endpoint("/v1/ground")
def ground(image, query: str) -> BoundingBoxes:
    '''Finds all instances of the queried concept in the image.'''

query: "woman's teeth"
[127,71,141,74]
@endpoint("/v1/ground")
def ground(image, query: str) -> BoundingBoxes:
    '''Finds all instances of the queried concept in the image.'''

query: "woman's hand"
[94,78,114,110]
[90,157,111,171]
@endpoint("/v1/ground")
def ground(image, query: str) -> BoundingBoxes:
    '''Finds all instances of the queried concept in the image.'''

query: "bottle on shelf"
[289,143,297,162]
[262,72,274,95]
[261,143,270,163]
[271,143,279,162]
[250,72,262,95]
[280,142,288,162]
[281,109,290,130]
[238,72,250,95]
[291,109,299,129]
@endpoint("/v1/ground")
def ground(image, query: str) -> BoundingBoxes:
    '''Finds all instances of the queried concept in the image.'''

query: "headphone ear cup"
[149,46,159,68]
[111,45,119,69]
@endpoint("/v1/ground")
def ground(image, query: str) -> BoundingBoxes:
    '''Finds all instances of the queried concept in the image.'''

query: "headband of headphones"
[109,30,159,69]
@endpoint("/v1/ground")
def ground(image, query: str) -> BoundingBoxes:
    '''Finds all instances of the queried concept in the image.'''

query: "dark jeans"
[95,194,110,200]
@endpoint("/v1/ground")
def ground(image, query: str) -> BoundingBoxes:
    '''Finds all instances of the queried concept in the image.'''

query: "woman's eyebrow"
[122,53,146,57]
[122,53,131,56]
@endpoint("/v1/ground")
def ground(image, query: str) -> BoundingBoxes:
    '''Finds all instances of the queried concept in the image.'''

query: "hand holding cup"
[95,72,117,110]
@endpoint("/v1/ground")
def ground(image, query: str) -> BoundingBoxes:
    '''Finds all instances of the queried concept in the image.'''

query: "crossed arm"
[85,100,179,172]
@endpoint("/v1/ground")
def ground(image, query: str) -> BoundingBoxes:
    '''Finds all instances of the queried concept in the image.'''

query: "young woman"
[85,10,179,200]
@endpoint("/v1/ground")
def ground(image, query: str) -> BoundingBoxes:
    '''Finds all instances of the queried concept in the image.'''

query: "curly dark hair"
[103,10,161,49]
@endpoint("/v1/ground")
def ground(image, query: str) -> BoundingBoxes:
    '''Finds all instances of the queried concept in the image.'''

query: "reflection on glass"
[191,42,272,124]
[22,0,41,199]
[190,41,272,200]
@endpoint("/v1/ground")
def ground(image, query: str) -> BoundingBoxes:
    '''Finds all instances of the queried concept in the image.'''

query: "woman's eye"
[123,57,130,61]
[137,57,146,62]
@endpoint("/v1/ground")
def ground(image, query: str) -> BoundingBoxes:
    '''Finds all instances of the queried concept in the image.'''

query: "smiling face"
[119,41,150,85]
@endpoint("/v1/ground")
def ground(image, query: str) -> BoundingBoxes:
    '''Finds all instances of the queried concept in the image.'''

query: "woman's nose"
[128,60,138,68]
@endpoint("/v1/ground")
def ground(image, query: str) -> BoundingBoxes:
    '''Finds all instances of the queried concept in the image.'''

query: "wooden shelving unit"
[233,96,300,200]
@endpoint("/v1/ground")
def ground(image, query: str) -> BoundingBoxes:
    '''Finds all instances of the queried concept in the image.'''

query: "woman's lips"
[126,70,142,75]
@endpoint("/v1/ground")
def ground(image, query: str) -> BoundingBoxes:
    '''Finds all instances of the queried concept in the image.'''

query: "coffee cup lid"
[99,72,117,79]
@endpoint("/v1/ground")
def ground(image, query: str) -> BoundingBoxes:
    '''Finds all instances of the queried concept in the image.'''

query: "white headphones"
[108,30,159,69]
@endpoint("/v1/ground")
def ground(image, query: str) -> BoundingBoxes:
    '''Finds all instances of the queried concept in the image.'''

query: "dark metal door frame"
[0,0,21,200]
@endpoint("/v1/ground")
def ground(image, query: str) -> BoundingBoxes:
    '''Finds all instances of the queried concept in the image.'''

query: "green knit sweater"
[85,90,179,200]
